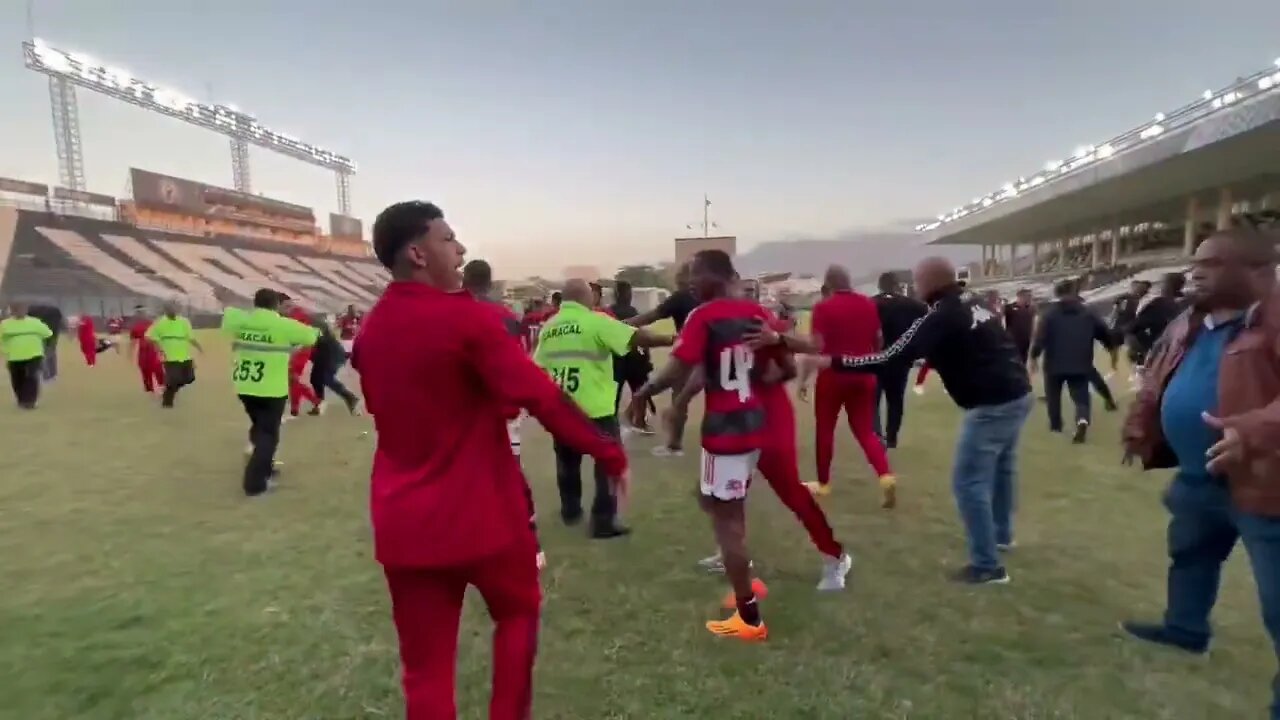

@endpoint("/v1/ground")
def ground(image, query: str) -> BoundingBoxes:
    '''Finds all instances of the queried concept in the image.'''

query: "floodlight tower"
[47,75,85,191]
[22,38,357,213]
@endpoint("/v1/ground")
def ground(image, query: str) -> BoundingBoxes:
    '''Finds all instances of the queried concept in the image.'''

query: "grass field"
[1,334,1276,719]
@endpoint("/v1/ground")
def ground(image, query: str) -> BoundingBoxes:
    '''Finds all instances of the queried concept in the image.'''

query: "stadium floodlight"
[920,53,1280,232]
[22,39,357,213]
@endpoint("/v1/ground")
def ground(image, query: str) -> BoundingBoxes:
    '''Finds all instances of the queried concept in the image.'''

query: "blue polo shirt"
[1159,315,1244,482]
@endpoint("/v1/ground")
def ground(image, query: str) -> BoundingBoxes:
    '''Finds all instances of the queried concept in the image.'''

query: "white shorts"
[700,450,759,501]
[507,416,523,457]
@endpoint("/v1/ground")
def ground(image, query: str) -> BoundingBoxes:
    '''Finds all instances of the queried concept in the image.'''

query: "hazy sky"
[1,1,1278,276]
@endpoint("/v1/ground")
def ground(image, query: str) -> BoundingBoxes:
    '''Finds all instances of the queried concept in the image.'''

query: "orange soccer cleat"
[879,474,898,509]
[705,612,769,642]
[721,578,769,609]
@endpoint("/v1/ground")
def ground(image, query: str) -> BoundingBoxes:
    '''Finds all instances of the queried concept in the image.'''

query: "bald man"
[535,279,672,536]
[812,257,1032,585]
[805,265,895,506]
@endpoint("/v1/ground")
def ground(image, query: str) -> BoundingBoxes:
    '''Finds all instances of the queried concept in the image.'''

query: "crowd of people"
[3,201,1280,718]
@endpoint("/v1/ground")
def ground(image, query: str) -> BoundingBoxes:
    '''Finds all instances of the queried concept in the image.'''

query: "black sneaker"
[1119,621,1209,654]
[949,565,1010,585]
[1072,420,1089,444]
[589,521,631,540]
[561,510,583,527]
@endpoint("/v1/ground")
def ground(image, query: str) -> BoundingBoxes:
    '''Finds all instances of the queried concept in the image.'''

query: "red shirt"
[353,282,628,568]
[129,319,158,360]
[812,290,881,367]
[77,316,96,344]
[672,297,775,455]
[338,313,360,340]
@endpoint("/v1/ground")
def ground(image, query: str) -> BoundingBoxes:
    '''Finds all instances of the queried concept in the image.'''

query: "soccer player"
[355,201,627,720]
[337,304,361,355]
[222,289,318,496]
[147,301,202,408]
[1,302,53,409]
[278,294,321,418]
[535,278,671,537]
[463,259,546,568]
[76,315,99,367]
[128,307,165,394]
[627,250,780,641]
[804,265,895,505]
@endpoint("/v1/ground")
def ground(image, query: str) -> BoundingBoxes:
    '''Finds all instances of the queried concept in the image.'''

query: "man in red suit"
[127,307,165,393]
[278,294,321,417]
[806,265,896,507]
[77,315,98,367]
[355,201,627,719]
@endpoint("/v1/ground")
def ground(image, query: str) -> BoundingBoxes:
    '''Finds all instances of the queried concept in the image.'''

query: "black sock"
[737,596,761,626]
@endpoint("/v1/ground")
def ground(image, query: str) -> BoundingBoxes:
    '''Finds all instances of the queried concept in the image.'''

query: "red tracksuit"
[759,378,843,558]
[78,316,98,366]
[287,307,320,414]
[354,282,627,720]
[811,290,891,486]
[129,319,165,392]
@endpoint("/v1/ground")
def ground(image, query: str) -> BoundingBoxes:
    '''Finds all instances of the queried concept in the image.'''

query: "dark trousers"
[554,415,620,526]
[161,360,195,408]
[1086,366,1117,407]
[1045,373,1091,431]
[309,360,357,408]
[239,394,286,496]
[41,339,58,381]
[1161,476,1280,719]
[7,358,41,408]
[873,363,912,447]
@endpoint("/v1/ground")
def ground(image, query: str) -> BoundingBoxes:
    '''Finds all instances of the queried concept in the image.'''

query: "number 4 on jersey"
[719,345,754,402]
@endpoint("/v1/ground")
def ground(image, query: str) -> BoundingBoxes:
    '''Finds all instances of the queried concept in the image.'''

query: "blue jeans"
[951,393,1033,570]
[1162,475,1280,719]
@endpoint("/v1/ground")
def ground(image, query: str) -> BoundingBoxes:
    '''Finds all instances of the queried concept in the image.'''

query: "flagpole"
[703,193,709,238]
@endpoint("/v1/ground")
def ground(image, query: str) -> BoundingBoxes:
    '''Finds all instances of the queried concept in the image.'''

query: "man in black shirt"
[871,272,928,448]
[1113,279,1150,381]
[28,303,64,382]
[813,257,1032,585]
[626,263,700,455]
[610,281,656,430]
[1003,288,1036,365]
[1030,279,1118,444]
[1130,272,1186,367]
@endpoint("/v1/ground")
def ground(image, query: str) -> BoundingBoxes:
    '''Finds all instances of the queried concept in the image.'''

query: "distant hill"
[736,231,980,280]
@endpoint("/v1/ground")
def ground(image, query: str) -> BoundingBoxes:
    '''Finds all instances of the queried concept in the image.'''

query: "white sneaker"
[651,445,684,458]
[817,553,853,591]
[697,552,725,574]
[912,385,925,396]
[697,551,751,574]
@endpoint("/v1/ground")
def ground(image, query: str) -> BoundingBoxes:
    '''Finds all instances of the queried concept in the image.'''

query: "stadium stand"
[0,167,386,324]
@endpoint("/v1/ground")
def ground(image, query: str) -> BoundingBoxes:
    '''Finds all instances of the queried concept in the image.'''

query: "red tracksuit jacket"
[353,282,627,568]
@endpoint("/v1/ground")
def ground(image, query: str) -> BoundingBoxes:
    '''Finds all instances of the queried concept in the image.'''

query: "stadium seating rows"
[0,208,387,322]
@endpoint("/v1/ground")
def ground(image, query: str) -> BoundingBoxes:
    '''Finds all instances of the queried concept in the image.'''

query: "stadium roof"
[923,58,1280,246]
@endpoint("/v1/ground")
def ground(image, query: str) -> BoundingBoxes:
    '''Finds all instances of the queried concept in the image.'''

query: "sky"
[1,1,1278,277]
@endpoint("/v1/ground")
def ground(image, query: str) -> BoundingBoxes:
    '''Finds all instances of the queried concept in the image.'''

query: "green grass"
[0,336,1275,719]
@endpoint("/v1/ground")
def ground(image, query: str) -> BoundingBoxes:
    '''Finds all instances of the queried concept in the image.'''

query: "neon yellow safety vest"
[221,307,318,397]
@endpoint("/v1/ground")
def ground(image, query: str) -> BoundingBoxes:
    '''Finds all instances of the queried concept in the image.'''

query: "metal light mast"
[229,137,251,193]
[48,75,85,191]
[23,39,356,213]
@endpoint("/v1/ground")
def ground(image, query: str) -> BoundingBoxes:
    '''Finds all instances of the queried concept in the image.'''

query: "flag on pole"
[705,195,711,208]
